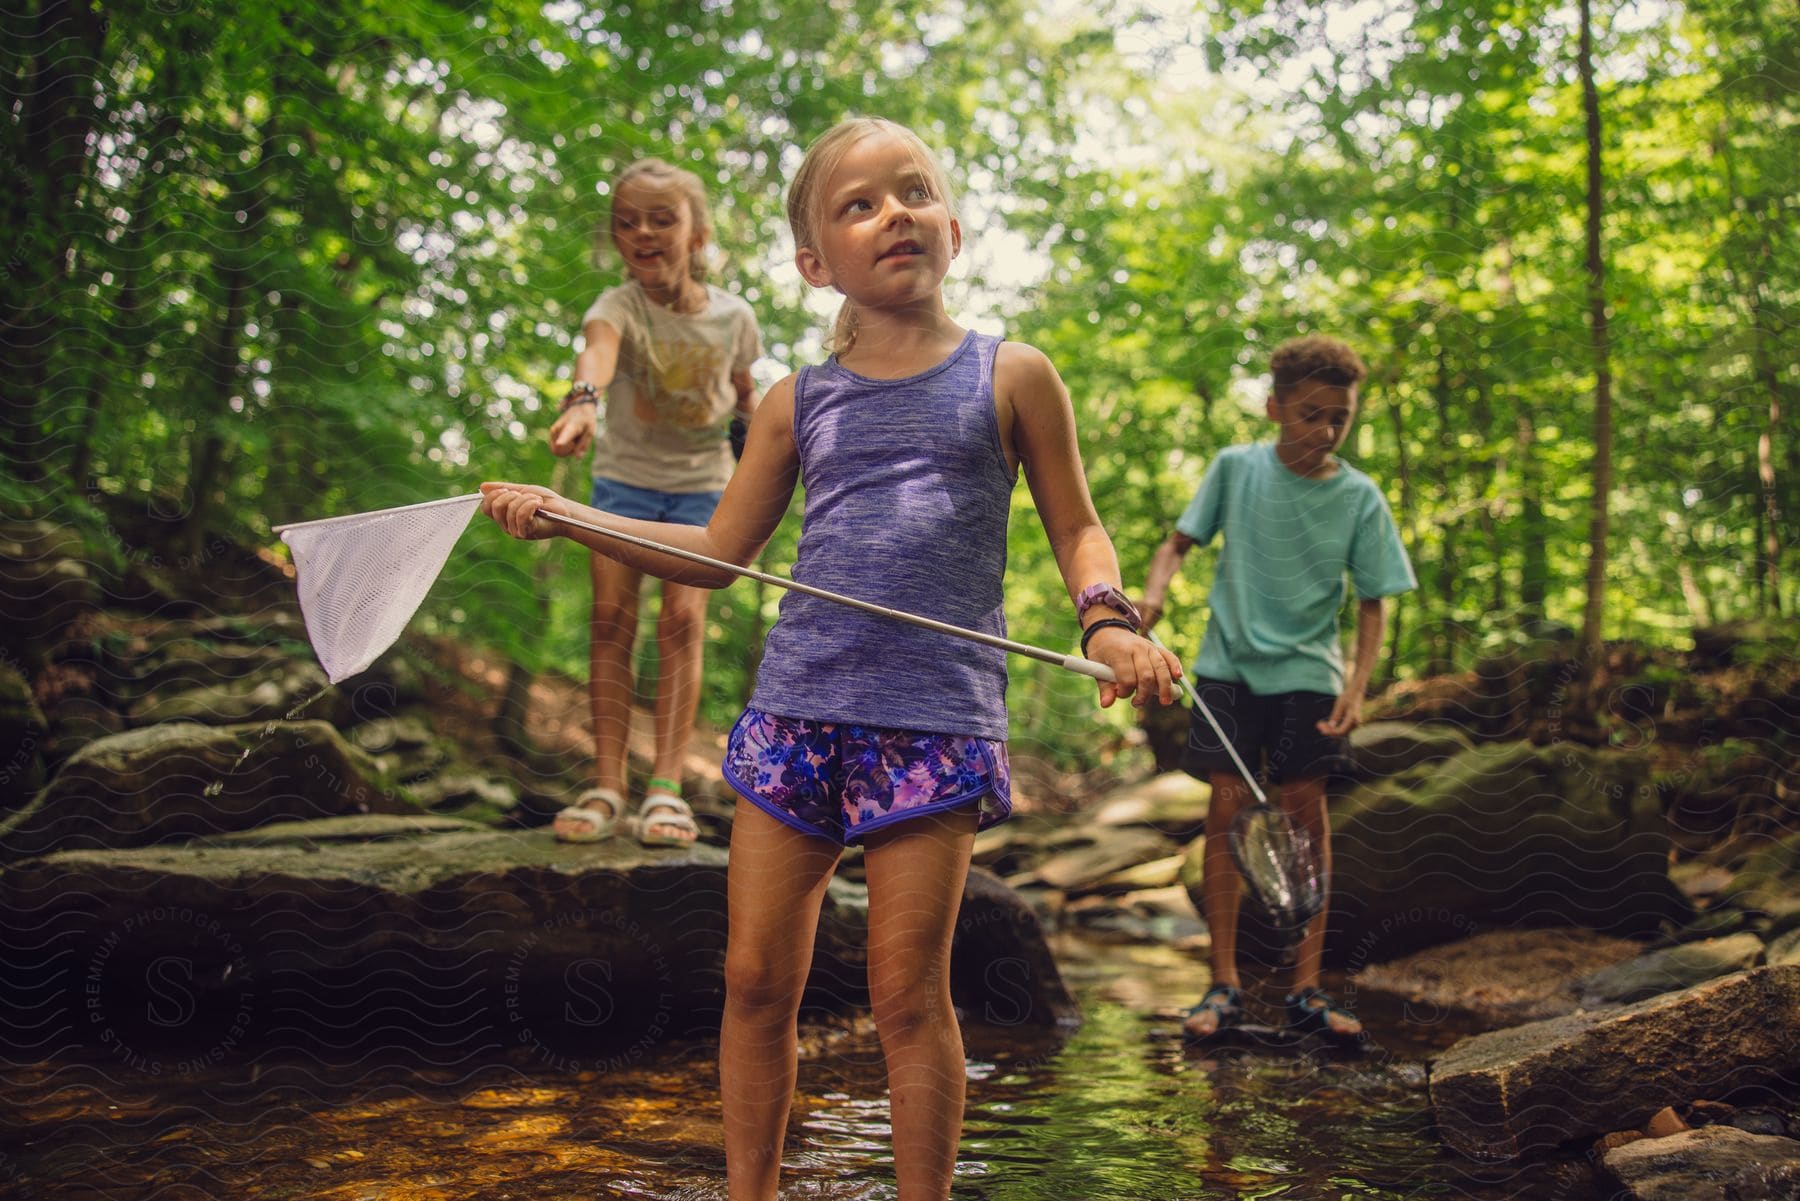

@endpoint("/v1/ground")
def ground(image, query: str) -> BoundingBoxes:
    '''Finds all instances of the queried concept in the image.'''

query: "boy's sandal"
[629,781,698,847]
[553,787,624,844]
[1181,983,1244,1040]
[1285,987,1363,1041]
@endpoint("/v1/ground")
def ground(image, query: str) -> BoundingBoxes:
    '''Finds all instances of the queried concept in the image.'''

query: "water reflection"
[0,935,1605,1199]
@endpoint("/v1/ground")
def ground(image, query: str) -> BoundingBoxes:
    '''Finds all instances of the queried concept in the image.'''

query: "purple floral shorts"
[722,707,1012,845]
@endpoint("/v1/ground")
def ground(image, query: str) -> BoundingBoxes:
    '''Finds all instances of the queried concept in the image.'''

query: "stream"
[0,934,1604,1199]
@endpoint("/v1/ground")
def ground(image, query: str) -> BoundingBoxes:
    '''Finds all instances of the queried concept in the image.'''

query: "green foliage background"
[4,0,1795,765]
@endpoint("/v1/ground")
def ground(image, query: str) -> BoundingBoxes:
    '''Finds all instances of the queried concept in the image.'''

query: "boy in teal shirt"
[1140,335,1415,1040]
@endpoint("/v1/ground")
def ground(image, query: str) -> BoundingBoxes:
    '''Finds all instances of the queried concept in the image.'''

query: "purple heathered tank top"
[749,330,1015,740]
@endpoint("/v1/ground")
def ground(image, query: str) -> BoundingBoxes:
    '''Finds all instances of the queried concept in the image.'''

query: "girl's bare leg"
[861,804,980,1201]
[721,801,841,1200]
[588,553,643,798]
[650,579,709,789]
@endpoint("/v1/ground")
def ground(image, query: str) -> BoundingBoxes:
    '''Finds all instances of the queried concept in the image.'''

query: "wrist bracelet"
[560,381,599,412]
[1081,617,1138,658]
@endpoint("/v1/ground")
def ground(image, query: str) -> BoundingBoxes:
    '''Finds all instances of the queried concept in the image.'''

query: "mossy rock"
[0,661,47,802]
[0,720,419,861]
[1325,741,1691,964]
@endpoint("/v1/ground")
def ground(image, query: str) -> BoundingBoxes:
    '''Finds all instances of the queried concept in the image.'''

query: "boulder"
[1328,741,1692,963]
[1065,885,1206,943]
[0,660,47,803]
[348,715,454,783]
[0,720,415,861]
[1351,927,1645,1026]
[1091,854,1184,893]
[1651,906,1755,947]
[409,772,520,823]
[1028,826,1181,893]
[1689,619,1800,669]
[0,520,100,669]
[41,692,125,768]
[1088,772,1210,841]
[128,661,339,728]
[1602,1125,1800,1201]
[1574,933,1765,1006]
[1345,721,1474,779]
[0,818,1076,1068]
[1768,928,1800,968]
[1727,830,1800,938]
[70,613,412,738]
[953,868,1081,1027]
[1429,965,1800,1161]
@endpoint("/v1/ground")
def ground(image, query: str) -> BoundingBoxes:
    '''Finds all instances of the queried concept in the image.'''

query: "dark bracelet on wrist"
[560,381,599,412]
[1081,618,1138,658]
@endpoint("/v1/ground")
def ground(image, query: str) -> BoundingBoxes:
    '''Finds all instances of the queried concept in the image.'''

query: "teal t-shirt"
[1176,441,1416,696]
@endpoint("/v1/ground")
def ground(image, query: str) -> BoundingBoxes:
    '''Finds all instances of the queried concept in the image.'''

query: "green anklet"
[647,776,681,797]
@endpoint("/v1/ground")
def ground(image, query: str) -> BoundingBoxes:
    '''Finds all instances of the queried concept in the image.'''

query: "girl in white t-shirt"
[547,158,763,845]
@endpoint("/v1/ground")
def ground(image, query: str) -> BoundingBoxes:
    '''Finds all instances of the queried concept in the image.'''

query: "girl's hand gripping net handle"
[537,509,1118,684]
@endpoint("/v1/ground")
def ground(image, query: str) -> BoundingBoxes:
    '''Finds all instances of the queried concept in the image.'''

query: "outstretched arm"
[1140,531,1197,630]
[999,342,1181,708]
[484,374,800,587]
[549,319,623,457]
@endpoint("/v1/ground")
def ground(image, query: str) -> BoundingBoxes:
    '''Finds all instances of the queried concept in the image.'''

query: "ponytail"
[828,301,859,355]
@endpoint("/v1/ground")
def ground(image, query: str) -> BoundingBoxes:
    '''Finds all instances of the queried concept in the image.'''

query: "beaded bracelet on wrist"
[560,381,599,412]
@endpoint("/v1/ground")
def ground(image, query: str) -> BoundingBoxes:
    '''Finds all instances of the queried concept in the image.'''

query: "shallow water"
[0,934,1604,1199]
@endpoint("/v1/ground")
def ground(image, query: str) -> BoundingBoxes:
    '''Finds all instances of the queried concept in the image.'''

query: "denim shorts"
[590,476,722,527]
[722,707,1012,846]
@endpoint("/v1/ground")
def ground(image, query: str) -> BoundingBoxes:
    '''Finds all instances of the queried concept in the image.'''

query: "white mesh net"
[276,493,483,683]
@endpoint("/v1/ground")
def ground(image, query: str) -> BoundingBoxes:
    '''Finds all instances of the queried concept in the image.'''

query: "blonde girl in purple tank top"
[480,118,1182,1200]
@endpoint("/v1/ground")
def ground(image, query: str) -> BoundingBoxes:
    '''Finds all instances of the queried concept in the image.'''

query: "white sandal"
[629,789,698,847]
[553,787,624,843]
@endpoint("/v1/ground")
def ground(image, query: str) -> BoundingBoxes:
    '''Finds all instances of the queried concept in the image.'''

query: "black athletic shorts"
[1179,677,1350,785]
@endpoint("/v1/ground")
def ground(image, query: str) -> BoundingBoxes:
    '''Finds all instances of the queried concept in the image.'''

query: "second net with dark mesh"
[1228,803,1325,937]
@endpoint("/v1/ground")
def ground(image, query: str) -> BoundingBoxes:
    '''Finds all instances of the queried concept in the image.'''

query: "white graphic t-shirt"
[582,281,762,493]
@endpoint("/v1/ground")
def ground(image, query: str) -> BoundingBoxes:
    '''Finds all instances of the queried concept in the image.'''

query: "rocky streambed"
[2,542,1799,1195]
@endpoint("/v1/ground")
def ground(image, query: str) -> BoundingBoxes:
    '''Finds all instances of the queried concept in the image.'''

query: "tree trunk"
[183,263,250,560]
[181,78,284,556]
[1578,0,1615,659]
[1750,252,1783,615]
[69,104,181,489]
[1431,340,1457,674]
[1518,410,1549,622]
[1385,377,1413,684]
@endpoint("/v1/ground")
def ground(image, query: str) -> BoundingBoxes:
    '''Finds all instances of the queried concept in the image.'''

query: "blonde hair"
[592,157,715,379]
[786,118,960,354]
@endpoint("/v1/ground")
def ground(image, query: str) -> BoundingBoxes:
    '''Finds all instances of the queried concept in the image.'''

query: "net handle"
[537,509,1116,685]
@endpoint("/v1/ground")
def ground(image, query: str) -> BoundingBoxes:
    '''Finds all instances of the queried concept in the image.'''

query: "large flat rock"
[1429,965,1800,1161]
[0,817,1075,1072]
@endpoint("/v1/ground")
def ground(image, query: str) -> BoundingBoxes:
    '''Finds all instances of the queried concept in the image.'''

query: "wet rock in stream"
[0,815,1076,1066]
[1429,964,1800,1161]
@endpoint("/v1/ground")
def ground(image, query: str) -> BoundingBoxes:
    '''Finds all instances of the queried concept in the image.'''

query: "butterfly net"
[275,493,483,683]
[1229,804,1326,933]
